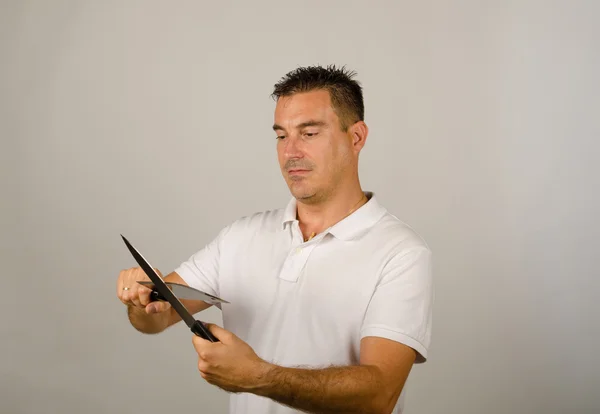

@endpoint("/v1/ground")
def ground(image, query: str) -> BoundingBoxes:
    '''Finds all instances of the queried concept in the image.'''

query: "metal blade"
[120,235,196,329]
[137,281,229,305]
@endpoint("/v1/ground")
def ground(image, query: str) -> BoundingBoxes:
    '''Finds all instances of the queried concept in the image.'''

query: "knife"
[137,280,229,306]
[121,234,219,342]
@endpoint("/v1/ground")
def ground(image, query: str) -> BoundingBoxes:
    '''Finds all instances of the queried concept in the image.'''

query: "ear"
[349,121,368,152]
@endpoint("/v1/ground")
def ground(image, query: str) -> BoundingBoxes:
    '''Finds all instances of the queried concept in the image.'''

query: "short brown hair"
[271,65,364,131]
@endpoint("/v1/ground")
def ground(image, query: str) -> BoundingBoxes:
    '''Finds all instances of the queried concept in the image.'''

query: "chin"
[288,185,314,200]
[292,188,322,203]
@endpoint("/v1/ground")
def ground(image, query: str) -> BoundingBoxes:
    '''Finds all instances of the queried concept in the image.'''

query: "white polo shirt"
[175,192,433,414]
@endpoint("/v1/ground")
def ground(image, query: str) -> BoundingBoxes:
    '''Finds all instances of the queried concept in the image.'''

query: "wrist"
[127,304,169,333]
[249,359,277,396]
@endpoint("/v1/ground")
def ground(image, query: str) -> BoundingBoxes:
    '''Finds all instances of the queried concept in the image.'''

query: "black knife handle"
[149,290,164,302]
[192,320,219,342]
[150,290,218,342]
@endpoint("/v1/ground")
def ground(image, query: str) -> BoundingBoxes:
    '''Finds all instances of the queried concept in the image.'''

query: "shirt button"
[295,247,302,254]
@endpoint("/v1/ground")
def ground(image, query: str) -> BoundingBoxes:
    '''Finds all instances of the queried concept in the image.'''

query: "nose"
[282,134,304,160]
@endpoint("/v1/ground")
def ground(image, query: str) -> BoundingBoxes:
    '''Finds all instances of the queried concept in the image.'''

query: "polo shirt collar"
[281,191,387,241]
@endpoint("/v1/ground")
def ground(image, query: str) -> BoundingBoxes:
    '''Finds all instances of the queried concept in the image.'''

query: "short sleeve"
[360,247,433,363]
[173,225,230,305]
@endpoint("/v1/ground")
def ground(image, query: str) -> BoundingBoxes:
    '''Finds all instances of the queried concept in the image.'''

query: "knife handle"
[149,290,218,342]
[192,320,219,342]
[149,290,164,302]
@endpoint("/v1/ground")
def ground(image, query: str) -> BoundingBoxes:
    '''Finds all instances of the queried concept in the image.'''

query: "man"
[117,65,433,413]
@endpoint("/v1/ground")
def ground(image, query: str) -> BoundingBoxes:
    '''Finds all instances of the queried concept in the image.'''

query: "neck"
[296,185,368,242]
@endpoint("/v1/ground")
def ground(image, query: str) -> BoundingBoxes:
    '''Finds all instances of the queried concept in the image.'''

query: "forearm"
[127,305,171,334]
[253,363,390,414]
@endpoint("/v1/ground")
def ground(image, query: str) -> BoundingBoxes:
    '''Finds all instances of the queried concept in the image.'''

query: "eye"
[303,132,318,138]
[275,135,286,140]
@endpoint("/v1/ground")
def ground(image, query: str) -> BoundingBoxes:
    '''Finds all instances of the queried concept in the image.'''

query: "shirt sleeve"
[360,247,433,363]
[173,225,231,306]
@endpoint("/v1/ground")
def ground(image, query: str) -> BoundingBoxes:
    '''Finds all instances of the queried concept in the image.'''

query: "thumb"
[203,323,232,342]
[146,300,171,314]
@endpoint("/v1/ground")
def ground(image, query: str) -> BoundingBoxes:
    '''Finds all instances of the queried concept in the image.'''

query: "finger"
[117,283,126,304]
[197,357,210,373]
[197,364,215,382]
[121,288,137,307]
[138,285,152,306]
[136,268,150,278]
[122,283,142,308]
[130,291,142,308]
[118,268,138,303]
[192,334,212,354]
[119,286,130,304]
[117,269,130,300]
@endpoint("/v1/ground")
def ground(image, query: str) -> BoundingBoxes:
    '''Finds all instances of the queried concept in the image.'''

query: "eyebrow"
[272,120,327,131]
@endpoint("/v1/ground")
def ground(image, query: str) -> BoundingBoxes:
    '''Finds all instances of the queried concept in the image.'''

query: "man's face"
[273,89,356,203]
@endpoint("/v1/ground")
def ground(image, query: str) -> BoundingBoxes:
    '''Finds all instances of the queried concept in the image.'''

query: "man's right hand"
[117,267,172,315]
[117,267,212,334]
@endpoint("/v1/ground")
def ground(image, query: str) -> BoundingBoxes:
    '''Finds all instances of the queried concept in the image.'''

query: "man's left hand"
[192,323,271,393]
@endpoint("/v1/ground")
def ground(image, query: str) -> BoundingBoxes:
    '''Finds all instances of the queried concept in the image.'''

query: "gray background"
[2,1,599,413]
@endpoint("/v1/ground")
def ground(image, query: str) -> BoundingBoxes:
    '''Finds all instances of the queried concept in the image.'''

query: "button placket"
[278,232,322,282]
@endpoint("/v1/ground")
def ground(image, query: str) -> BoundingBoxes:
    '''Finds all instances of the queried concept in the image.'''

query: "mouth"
[288,169,310,175]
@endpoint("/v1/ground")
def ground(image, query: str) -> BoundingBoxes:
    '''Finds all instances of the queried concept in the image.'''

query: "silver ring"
[123,287,130,291]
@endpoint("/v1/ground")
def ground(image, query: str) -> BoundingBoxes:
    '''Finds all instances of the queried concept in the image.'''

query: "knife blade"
[137,280,229,305]
[121,234,218,342]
